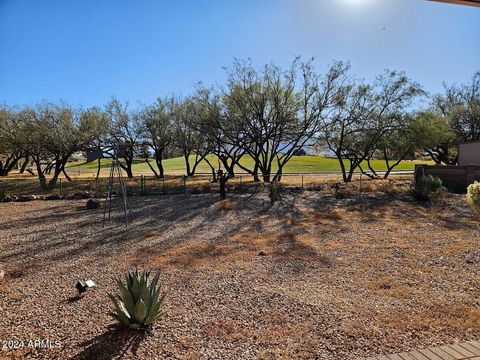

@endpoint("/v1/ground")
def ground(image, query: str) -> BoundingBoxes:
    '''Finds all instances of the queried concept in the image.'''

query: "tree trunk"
[367,159,378,177]
[119,160,134,178]
[273,165,283,183]
[345,159,356,183]
[336,154,348,183]
[218,170,228,199]
[155,155,164,178]
[145,158,159,178]
[0,154,22,176]
[34,158,44,180]
[39,159,66,191]
[219,177,227,199]
[184,153,191,177]
[125,166,133,178]
[62,168,72,182]
[253,161,260,182]
[96,158,102,179]
[19,155,29,174]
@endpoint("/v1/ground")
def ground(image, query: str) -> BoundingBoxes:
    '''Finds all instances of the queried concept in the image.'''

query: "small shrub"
[467,181,480,219]
[331,183,346,199]
[108,269,166,330]
[414,175,446,202]
[268,181,279,205]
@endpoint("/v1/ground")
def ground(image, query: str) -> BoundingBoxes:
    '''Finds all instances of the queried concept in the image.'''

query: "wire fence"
[0,171,414,197]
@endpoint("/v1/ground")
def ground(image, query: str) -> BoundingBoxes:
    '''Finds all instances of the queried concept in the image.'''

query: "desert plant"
[108,269,166,330]
[268,181,279,205]
[467,181,480,219]
[414,175,446,202]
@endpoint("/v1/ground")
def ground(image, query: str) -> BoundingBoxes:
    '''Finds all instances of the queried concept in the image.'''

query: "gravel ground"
[0,190,479,359]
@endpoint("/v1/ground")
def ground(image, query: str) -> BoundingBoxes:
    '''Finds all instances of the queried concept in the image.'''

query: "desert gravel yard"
[0,190,479,359]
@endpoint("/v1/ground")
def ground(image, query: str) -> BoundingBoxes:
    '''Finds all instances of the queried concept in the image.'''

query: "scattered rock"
[379,283,392,290]
[86,198,101,210]
[0,269,4,280]
[258,251,268,257]
[464,250,478,264]
[17,195,36,202]
[2,196,12,203]
[72,191,93,200]
[44,194,62,201]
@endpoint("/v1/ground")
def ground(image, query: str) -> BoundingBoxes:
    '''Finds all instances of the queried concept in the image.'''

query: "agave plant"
[108,269,166,330]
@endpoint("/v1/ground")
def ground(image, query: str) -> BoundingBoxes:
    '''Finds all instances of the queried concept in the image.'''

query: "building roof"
[429,0,480,6]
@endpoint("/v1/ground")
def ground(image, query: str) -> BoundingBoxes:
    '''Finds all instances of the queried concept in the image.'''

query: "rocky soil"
[0,190,479,359]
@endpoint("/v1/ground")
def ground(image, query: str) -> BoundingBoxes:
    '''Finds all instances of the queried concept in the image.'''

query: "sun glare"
[339,0,374,5]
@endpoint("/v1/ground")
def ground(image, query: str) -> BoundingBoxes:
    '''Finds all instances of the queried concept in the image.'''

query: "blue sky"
[0,0,479,108]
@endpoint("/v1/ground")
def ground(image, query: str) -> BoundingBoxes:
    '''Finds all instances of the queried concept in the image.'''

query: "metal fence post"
[140,175,146,195]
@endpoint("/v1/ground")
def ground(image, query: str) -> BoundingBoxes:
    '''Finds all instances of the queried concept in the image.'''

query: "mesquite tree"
[0,107,26,176]
[105,99,143,178]
[320,69,423,182]
[191,88,246,179]
[172,97,212,177]
[13,103,101,190]
[221,58,346,183]
[81,107,109,179]
[136,99,174,178]
[424,71,480,165]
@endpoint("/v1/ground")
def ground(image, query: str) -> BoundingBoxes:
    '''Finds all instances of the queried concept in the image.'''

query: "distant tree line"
[1,58,479,187]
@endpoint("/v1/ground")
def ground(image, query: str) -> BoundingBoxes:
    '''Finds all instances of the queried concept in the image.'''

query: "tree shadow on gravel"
[70,326,147,360]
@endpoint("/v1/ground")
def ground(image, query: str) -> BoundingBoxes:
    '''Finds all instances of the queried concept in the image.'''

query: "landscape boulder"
[2,196,12,203]
[86,199,101,210]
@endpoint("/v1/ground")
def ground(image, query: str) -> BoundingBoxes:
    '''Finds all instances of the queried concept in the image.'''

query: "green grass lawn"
[64,155,430,177]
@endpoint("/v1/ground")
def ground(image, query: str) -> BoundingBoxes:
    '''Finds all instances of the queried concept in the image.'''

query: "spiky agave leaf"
[108,294,131,325]
[116,279,135,315]
[134,299,147,323]
[108,311,130,326]
[145,292,166,325]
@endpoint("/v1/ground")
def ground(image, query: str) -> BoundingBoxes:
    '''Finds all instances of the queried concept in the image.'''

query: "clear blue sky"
[0,0,479,108]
